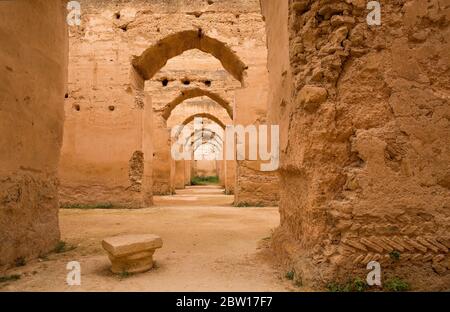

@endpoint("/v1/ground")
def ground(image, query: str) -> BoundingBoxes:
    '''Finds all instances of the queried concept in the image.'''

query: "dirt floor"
[0,186,296,291]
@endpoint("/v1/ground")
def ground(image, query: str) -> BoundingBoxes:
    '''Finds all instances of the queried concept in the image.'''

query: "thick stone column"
[152,113,172,195]
[141,93,154,206]
[0,0,67,267]
[233,68,280,206]
[174,160,186,189]
[184,160,192,186]
[217,160,226,187]
[224,142,236,195]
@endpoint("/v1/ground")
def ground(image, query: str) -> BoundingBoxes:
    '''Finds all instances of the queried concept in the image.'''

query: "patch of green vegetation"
[384,277,410,292]
[352,277,369,292]
[327,277,368,292]
[15,257,26,267]
[61,202,114,209]
[191,176,219,185]
[0,274,21,283]
[53,241,76,254]
[285,270,295,280]
[235,201,265,207]
[284,269,303,288]
[118,271,134,279]
[389,250,401,261]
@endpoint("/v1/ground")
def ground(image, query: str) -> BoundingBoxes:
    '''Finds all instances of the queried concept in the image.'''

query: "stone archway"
[181,113,226,129]
[170,114,227,191]
[182,129,224,147]
[153,91,232,195]
[131,31,245,196]
[161,88,233,120]
[132,30,247,86]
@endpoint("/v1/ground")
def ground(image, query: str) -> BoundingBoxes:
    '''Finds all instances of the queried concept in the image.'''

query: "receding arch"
[132,30,247,85]
[179,129,224,151]
[162,88,233,120]
[183,129,224,145]
[173,116,225,142]
[186,131,223,150]
[194,141,222,153]
[189,129,224,143]
[182,113,226,129]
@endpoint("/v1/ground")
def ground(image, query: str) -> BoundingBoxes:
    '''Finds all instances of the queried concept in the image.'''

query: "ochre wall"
[0,0,67,268]
[195,160,217,177]
[60,0,269,201]
[262,0,450,290]
[234,81,280,207]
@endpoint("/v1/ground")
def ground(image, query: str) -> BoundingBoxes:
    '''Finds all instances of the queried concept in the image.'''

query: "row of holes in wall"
[71,105,115,112]
[115,13,239,21]
[113,1,232,23]
[161,79,211,87]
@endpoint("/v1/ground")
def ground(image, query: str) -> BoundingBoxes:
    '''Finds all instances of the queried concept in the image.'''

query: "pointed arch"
[182,129,224,146]
[186,131,223,150]
[132,30,247,85]
[162,88,233,120]
[182,113,226,129]
[188,129,224,143]
[194,141,222,153]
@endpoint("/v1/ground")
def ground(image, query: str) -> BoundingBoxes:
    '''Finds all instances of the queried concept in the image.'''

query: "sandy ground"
[0,186,295,292]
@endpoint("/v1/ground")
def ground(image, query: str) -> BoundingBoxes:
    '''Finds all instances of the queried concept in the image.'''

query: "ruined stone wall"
[262,0,450,290]
[0,0,67,268]
[61,0,268,201]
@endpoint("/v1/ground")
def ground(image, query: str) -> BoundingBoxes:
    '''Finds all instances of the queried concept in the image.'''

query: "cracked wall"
[262,0,450,290]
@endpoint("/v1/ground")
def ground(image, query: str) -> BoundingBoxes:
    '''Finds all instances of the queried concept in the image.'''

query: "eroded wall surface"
[262,0,450,289]
[0,0,67,268]
[234,82,280,207]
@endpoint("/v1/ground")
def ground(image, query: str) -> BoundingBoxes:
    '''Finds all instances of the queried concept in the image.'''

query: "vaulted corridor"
[1,0,449,292]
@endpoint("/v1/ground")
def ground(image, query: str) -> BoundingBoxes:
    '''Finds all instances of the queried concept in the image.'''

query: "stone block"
[102,234,163,274]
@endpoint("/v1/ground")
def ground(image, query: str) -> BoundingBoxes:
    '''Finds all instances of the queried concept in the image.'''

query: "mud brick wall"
[0,0,68,268]
[262,0,450,290]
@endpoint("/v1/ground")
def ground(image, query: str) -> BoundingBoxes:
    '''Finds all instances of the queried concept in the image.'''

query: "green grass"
[118,271,134,279]
[285,270,295,280]
[389,250,401,261]
[54,240,76,253]
[61,202,114,209]
[235,201,265,207]
[284,269,303,288]
[0,274,21,283]
[327,278,368,292]
[191,176,219,185]
[327,276,410,292]
[384,277,410,292]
